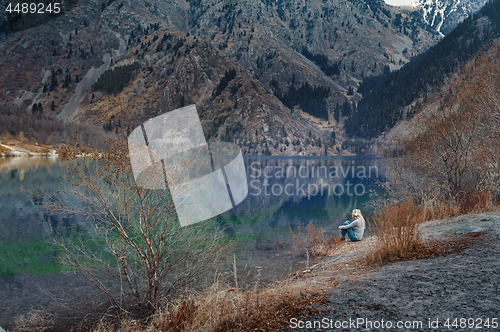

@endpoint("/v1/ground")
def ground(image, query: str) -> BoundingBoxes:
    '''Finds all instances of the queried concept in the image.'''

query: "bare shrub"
[27,138,231,328]
[368,198,427,264]
[289,223,336,257]
[0,104,112,150]
[386,45,500,213]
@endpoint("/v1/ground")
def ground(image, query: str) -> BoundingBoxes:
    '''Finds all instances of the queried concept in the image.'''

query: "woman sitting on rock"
[336,209,365,242]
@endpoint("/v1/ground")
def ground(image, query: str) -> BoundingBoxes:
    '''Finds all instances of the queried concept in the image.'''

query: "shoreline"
[0,138,59,158]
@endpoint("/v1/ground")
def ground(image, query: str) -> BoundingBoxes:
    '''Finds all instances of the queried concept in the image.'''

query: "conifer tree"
[50,71,58,91]
[334,103,340,122]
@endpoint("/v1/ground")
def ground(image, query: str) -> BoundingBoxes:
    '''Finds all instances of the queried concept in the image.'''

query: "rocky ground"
[280,211,500,331]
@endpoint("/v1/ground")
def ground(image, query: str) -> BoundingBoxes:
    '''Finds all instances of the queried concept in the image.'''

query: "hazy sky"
[384,0,419,7]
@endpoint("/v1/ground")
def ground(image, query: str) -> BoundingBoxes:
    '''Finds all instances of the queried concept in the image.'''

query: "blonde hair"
[352,209,365,228]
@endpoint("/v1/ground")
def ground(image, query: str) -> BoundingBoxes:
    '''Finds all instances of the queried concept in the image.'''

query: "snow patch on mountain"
[415,0,487,35]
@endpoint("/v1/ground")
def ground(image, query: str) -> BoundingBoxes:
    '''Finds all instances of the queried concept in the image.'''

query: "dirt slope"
[281,211,500,331]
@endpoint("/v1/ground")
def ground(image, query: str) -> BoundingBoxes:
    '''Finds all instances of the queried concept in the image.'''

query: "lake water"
[0,156,387,328]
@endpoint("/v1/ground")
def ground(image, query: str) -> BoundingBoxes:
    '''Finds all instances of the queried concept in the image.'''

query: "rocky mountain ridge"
[0,0,477,155]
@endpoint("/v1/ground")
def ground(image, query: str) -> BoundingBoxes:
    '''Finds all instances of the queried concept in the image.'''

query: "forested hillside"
[0,0,481,155]
[345,0,500,139]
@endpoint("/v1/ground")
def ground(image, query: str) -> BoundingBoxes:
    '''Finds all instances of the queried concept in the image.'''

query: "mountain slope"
[346,0,500,139]
[0,0,448,154]
[186,0,441,88]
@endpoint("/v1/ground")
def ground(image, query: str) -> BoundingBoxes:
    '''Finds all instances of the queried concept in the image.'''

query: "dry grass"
[289,223,337,258]
[456,190,497,214]
[421,199,461,221]
[89,276,327,332]
[367,198,427,264]
[366,195,495,266]
[421,191,497,221]
[14,310,53,332]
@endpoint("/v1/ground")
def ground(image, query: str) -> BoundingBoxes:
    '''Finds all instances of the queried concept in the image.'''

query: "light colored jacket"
[339,218,364,240]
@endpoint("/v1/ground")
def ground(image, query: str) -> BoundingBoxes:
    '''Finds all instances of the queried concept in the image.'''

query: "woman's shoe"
[335,237,346,242]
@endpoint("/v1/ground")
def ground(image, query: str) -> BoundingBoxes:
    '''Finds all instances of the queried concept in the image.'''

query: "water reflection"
[0,156,387,277]
[224,157,384,226]
[0,155,60,174]
[204,157,387,283]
